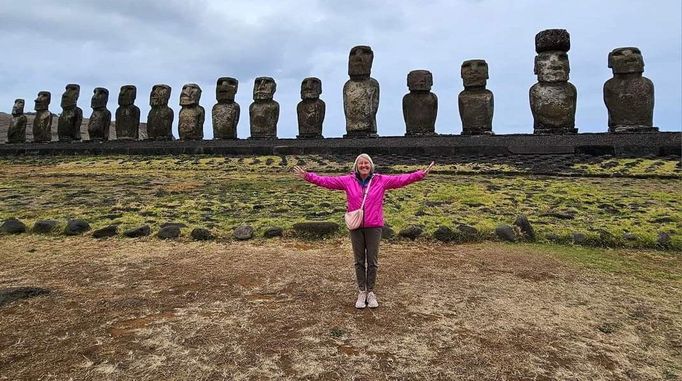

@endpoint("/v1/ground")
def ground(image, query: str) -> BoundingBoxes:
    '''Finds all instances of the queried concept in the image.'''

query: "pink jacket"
[304,170,426,228]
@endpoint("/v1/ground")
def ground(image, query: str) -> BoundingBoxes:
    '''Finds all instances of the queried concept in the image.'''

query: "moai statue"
[529,29,577,134]
[146,84,174,140]
[32,91,53,143]
[212,77,240,139]
[87,87,111,141]
[604,47,657,133]
[297,77,325,139]
[459,60,494,135]
[178,83,204,140]
[115,85,140,140]
[343,45,379,138]
[7,99,27,143]
[403,70,437,136]
[249,77,279,139]
[57,84,83,142]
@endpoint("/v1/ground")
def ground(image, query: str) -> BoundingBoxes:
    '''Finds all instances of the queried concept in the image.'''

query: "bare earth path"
[0,237,680,380]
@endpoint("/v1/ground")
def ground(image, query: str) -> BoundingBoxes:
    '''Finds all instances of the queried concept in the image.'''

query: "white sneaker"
[355,291,367,309]
[367,291,378,308]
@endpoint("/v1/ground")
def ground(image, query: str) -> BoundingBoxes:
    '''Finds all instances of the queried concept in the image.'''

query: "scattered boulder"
[495,224,516,242]
[652,216,674,224]
[64,219,91,236]
[546,233,561,243]
[32,220,58,234]
[398,225,423,240]
[157,225,181,239]
[1,218,27,234]
[263,227,283,238]
[292,222,339,238]
[123,225,151,238]
[234,225,254,240]
[572,232,587,245]
[93,225,118,239]
[657,232,672,248]
[457,224,479,240]
[622,232,637,241]
[540,211,575,220]
[514,215,536,241]
[433,226,456,242]
[381,225,395,240]
[191,228,213,241]
[160,222,187,229]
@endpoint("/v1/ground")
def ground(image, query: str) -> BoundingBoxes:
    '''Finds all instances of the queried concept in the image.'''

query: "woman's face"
[357,158,372,176]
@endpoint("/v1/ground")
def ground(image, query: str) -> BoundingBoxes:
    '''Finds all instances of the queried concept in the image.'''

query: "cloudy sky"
[0,0,680,138]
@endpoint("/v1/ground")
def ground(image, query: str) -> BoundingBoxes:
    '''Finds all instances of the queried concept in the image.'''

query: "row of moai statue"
[5,29,657,144]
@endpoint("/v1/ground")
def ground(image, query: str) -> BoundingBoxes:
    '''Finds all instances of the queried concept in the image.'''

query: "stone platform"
[0,132,679,157]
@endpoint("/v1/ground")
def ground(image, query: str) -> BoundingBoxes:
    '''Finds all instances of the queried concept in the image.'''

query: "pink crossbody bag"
[344,178,372,230]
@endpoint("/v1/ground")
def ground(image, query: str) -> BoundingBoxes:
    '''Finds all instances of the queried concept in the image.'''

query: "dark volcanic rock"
[191,228,213,241]
[32,220,58,234]
[433,226,456,242]
[124,225,151,238]
[93,225,118,239]
[657,232,672,248]
[293,222,339,238]
[0,287,51,307]
[398,225,423,240]
[572,232,587,245]
[160,222,187,229]
[64,219,90,235]
[1,218,27,234]
[263,227,283,238]
[495,224,517,242]
[514,215,536,241]
[382,225,395,240]
[233,225,254,240]
[157,225,181,239]
[457,224,479,239]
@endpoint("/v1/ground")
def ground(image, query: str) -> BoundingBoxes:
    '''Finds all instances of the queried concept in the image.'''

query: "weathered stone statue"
[115,85,140,140]
[459,60,494,135]
[403,70,437,136]
[604,47,657,133]
[343,45,379,138]
[57,84,83,141]
[530,29,577,134]
[178,83,204,140]
[146,84,174,140]
[87,87,111,141]
[32,91,52,143]
[7,99,27,143]
[249,77,279,139]
[297,77,325,139]
[212,77,240,139]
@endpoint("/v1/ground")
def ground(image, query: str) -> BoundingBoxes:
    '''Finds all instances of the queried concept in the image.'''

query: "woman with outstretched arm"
[293,153,434,309]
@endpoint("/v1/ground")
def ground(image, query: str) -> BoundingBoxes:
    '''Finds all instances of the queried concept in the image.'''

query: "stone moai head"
[118,85,137,106]
[301,77,322,99]
[348,45,374,78]
[150,84,171,107]
[461,60,489,88]
[91,87,109,109]
[180,83,202,106]
[216,77,238,102]
[534,29,571,83]
[608,47,645,74]
[12,99,25,116]
[407,70,433,92]
[35,91,51,111]
[61,84,80,109]
[253,77,276,101]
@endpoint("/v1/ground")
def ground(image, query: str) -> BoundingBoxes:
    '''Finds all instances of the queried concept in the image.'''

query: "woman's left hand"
[423,161,435,176]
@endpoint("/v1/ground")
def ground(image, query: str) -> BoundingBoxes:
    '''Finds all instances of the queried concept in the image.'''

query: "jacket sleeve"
[304,172,347,190]
[382,170,426,190]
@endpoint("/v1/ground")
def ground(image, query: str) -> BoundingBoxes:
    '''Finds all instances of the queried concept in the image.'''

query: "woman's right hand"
[293,165,307,179]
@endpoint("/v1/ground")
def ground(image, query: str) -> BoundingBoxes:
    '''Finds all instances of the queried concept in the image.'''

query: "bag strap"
[360,177,372,209]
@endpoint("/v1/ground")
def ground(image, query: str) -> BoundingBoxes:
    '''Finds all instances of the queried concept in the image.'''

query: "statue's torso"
[212,103,240,139]
[403,92,437,134]
[179,106,205,140]
[116,105,141,139]
[604,76,654,128]
[530,82,576,131]
[249,101,279,137]
[458,89,493,134]
[343,78,379,133]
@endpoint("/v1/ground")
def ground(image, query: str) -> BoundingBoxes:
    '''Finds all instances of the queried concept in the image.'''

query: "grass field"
[0,237,680,380]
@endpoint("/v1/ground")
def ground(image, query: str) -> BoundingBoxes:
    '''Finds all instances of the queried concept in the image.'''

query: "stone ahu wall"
[2,29,680,157]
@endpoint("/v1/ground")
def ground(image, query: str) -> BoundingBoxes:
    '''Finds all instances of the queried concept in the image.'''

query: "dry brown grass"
[0,236,680,380]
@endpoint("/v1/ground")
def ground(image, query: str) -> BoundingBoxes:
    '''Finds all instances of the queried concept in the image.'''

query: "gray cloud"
[0,0,679,139]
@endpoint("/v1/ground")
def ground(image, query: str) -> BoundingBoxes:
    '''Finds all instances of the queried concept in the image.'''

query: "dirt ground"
[0,236,680,380]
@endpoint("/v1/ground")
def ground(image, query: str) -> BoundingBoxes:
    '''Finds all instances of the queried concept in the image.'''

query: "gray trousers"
[349,227,382,291]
